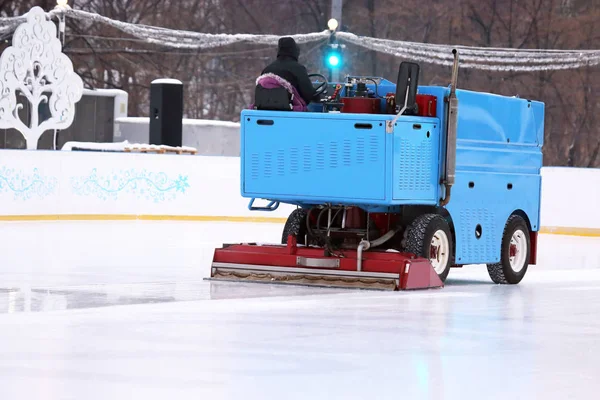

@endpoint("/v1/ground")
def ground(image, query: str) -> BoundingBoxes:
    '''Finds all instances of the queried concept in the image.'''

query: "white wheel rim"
[429,230,450,274]
[509,229,528,273]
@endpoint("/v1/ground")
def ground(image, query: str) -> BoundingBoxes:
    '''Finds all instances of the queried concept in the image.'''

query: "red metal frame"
[211,235,443,291]
[530,231,538,265]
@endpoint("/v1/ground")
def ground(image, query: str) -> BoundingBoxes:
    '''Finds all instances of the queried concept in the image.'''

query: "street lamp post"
[330,0,342,82]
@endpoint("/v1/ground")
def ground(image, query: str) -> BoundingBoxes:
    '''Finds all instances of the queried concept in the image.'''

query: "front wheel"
[486,215,530,284]
[403,214,454,282]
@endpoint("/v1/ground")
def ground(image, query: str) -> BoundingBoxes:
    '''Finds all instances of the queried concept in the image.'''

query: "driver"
[257,37,320,111]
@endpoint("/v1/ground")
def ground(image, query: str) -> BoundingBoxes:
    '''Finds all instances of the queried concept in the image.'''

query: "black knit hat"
[277,37,300,60]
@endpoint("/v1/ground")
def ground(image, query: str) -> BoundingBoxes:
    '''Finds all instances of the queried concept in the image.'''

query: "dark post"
[149,78,183,147]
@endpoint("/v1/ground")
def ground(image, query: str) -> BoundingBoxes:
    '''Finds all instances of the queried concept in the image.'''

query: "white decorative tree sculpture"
[0,6,83,149]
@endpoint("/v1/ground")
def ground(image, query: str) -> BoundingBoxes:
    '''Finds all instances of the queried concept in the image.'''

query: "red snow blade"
[209,237,443,291]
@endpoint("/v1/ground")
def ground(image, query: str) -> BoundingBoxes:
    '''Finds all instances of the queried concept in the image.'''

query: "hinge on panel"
[385,121,395,134]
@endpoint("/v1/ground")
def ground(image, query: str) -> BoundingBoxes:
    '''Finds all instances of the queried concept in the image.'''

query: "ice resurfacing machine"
[210,50,545,291]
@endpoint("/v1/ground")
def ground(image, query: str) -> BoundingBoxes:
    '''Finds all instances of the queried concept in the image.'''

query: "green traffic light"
[328,54,340,67]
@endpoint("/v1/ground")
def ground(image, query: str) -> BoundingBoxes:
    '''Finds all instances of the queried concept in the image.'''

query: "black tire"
[281,208,308,245]
[403,214,454,282]
[486,215,530,284]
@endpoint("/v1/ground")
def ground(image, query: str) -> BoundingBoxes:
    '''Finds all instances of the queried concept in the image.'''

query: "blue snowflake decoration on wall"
[0,166,58,200]
[71,168,190,202]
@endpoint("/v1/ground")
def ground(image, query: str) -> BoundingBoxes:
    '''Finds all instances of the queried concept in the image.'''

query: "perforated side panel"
[397,138,432,192]
[459,208,496,262]
[392,123,439,201]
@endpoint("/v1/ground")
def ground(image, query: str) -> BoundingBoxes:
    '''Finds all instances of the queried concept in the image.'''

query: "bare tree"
[2,0,599,166]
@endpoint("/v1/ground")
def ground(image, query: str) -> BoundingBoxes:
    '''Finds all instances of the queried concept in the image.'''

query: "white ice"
[1,221,599,399]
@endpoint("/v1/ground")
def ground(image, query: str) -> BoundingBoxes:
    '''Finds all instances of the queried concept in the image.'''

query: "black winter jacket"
[261,37,318,104]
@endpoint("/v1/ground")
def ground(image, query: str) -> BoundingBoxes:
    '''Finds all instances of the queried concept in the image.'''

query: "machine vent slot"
[290,148,299,174]
[277,150,285,176]
[329,141,338,168]
[316,143,325,170]
[264,152,273,178]
[343,139,352,167]
[357,137,365,164]
[251,153,259,180]
[369,133,379,162]
[354,123,372,129]
[303,146,311,172]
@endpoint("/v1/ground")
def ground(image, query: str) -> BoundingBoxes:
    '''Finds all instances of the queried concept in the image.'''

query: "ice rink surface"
[1,221,600,399]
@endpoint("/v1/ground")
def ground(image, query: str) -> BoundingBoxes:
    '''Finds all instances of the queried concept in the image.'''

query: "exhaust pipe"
[441,49,459,207]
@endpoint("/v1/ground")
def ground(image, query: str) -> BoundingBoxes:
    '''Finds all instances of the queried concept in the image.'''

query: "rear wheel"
[403,214,454,282]
[486,215,530,284]
[281,208,308,245]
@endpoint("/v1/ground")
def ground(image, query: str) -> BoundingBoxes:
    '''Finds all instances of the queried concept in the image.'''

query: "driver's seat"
[253,85,293,111]
[252,73,308,112]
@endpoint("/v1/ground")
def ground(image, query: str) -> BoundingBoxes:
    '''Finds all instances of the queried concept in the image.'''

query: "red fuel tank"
[340,97,380,114]
[415,94,437,117]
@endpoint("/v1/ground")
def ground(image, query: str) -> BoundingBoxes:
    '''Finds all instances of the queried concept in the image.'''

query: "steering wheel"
[308,73,329,97]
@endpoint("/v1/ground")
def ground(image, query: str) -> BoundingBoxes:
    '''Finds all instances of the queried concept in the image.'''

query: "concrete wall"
[115,117,240,156]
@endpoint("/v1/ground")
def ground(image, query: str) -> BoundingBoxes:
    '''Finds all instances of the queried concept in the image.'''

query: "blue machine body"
[239,78,544,265]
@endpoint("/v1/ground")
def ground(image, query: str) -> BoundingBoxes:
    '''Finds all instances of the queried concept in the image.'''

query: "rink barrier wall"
[0,149,598,237]
[0,149,296,219]
[0,214,288,223]
[0,215,598,237]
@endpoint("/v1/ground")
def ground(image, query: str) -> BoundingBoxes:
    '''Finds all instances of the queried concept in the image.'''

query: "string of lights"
[63,9,331,49]
[336,33,600,71]
[2,7,599,71]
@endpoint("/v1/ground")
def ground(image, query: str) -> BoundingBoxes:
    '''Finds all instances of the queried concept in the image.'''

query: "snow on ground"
[0,221,599,399]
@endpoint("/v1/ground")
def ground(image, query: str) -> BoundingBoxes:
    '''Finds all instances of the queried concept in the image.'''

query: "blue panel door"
[392,122,440,201]
[243,114,387,203]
